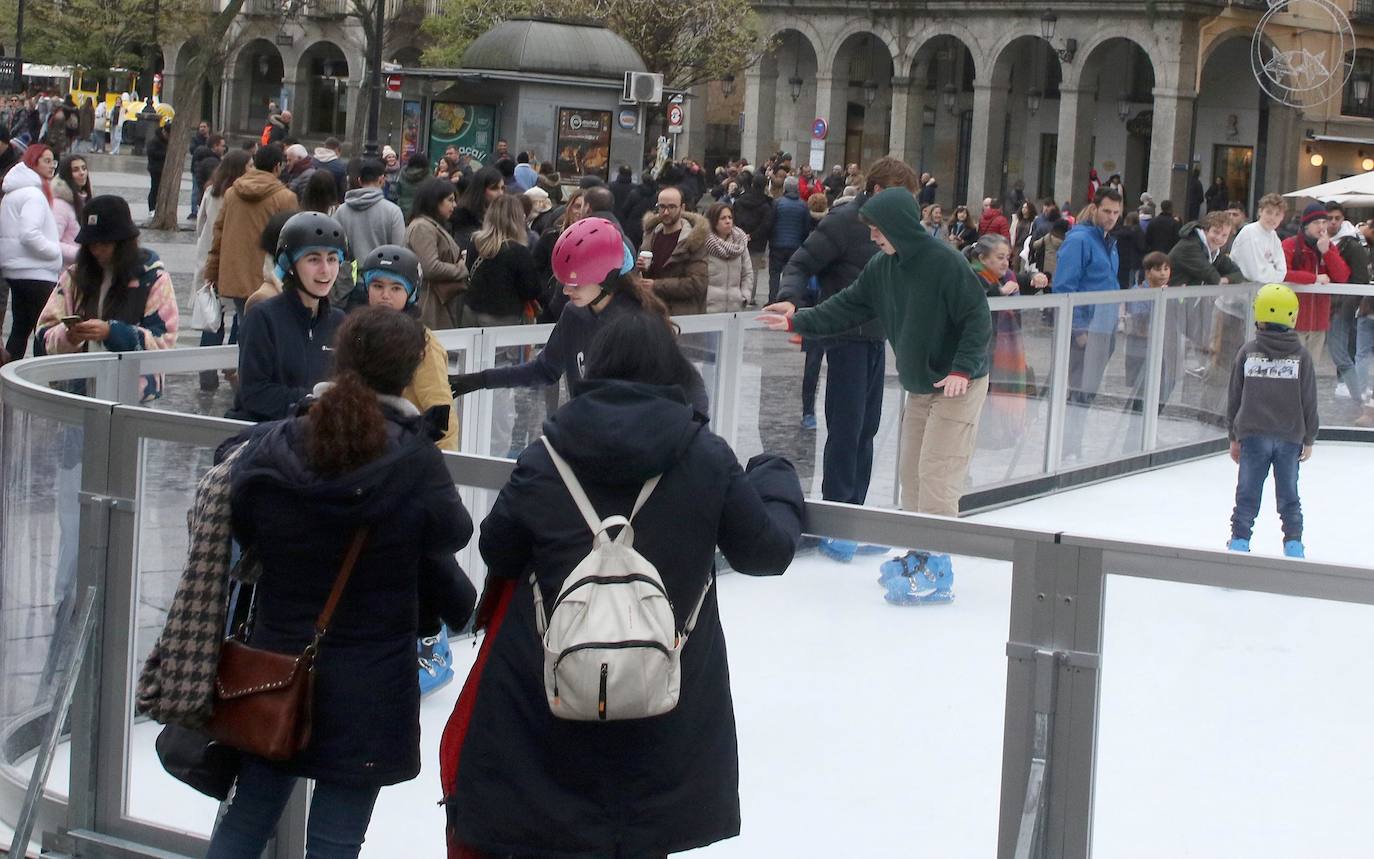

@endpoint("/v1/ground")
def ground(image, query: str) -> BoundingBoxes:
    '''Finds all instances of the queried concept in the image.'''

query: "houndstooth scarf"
[136,442,259,728]
[704,225,749,261]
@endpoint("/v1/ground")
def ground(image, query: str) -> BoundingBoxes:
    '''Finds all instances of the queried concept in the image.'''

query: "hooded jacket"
[777,190,884,342]
[51,177,81,266]
[1167,221,1243,287]
[977,205,1010,239]
[191,144,221,190]
[335,186,405,263]
[313,148,347,203]
[731,181,774,253]
[205,167,300,300]
[1227,326,1319,446]
[1282,232,1350,331]
[442,379,802,858]
[0,161,62,282]
[1053,222,1120,334]
[640,210,709,315]
[228,400,474,787]
[789,187,991,393]
[511,161,537,193]
[395,164,429,220]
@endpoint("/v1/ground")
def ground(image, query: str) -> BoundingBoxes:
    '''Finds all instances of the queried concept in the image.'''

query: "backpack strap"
[681,576,714,640]
[540,437,661,541]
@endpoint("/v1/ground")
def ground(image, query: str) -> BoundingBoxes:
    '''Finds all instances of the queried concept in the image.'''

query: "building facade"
[729,0,1374,214]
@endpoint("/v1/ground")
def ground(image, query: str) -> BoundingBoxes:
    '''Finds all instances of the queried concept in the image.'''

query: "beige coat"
[704,226,753,312]
[204,168,298,300]
[639,211,709,316]
[406,215,467,330]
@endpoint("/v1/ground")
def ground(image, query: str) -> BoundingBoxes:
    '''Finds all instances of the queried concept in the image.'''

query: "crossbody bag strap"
[311,528,369,644]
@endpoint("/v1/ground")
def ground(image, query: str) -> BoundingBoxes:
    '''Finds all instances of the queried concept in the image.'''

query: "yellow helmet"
[1254,283,1299,327]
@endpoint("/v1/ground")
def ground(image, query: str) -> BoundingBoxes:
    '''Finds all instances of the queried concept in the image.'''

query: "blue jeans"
[1329,301,1358,395]
[768,245,797,305]
[1355,316,1374,401]
[1230,435,1303,542]
[205,756,380,859]
[820,339,886,505]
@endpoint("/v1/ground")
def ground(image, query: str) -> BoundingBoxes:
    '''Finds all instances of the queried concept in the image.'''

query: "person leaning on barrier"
[441,311,802,858]
[204,307,475,858]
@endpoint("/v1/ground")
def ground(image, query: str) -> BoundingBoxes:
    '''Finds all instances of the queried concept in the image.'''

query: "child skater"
[1226,284,1319,558]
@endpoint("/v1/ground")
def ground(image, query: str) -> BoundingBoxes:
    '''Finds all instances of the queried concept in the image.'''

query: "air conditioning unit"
[623,72,664,104]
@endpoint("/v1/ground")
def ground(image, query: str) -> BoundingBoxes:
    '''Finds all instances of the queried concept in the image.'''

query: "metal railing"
[0,283,1372,858]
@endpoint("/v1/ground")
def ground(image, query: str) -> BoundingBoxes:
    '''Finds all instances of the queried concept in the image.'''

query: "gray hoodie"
[335,186,405,263]
[1227,325,1319,446]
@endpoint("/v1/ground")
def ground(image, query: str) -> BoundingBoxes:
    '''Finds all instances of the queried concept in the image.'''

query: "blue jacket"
[229,288,344,422]
[1053,223,1120,334]
[771,192,811,250]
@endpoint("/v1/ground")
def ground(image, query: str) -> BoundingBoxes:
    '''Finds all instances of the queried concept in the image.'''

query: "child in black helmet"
[228,211,349,422]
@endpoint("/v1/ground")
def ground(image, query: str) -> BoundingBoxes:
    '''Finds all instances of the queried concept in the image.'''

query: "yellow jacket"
[404,328,458,450]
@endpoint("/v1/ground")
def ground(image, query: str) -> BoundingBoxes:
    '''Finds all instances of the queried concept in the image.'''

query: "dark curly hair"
[306,308,425,476]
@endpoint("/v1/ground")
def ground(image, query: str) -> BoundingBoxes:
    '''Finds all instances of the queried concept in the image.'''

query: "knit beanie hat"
[1302,202,1330,226]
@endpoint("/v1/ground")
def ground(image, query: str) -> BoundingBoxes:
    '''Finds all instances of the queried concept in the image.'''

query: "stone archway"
[295,40,351,139]
[827,31,895,170]
[745,28,821,167]
[902,34,987,207]
[1064,37,1157,208]
[229,39,285,135]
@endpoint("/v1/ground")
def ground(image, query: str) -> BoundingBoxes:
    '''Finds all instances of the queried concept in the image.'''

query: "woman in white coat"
[703,202,754,312]
[0,144,63,361]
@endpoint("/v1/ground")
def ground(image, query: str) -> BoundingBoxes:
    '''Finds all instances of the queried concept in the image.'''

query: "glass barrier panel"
[1093,574,1374,855]
[125,439,220,836]
[485,336,564,459]
[1154,293,1239,450]
[678,328,723,419]
[969,306,1056,489]
[734,327,905,507]
[1060,296,1145,465]
[1318,294,1365,427]
[143,370,238,418]
[0,407,82,800]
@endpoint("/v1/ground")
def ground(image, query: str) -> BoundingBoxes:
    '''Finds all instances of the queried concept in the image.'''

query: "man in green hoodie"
[762,186,991,517]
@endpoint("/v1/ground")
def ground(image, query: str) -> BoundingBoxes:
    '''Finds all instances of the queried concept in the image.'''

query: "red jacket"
[798,175,820,202]
[1282,235,1350,331]
[978,207,1010,239]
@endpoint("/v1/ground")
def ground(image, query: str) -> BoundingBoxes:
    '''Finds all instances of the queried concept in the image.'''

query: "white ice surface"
[16,445,1374,857]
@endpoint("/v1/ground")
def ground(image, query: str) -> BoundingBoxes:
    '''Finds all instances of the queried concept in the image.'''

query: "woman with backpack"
[459,194,540,328]
[205,308,476,858]
[441,310,803,859]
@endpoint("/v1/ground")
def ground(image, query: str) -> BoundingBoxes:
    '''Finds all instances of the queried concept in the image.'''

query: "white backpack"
[533,437,711,721]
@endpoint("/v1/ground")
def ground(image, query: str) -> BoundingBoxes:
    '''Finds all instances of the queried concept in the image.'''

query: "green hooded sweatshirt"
[790,187,991,394]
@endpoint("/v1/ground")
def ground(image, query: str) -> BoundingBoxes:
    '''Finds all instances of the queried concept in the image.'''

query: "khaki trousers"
[898,375,990,516]
[1298,330,1326,368]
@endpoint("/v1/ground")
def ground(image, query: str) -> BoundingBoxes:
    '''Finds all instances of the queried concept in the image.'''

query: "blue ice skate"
[1283,540,1305,559]
[880,550,955,605]
[820,538,859,563]
[418,627,454,697]
[1227,538,1250,553]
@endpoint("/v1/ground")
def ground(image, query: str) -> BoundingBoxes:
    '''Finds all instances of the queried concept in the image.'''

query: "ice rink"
[22,444,1373,856]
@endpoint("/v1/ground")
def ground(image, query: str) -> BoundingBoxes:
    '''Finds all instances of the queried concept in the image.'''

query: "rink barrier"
[0,282,1373,858]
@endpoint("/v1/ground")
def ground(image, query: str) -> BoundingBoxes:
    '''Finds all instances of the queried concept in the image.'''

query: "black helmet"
[275,211,348,277]
[359,244,423,305]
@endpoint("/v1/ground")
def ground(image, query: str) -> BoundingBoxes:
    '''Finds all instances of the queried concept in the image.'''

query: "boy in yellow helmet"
[1226,284,1319,558]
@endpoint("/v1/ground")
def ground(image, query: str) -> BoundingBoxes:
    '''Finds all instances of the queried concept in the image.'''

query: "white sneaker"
[1336,382,1351,399]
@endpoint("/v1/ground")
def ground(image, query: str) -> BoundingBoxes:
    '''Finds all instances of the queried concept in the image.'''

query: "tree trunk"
[150,0,248,230]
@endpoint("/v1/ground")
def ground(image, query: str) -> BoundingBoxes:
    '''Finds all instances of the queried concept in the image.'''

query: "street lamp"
[1308,146,1324,167]
[1040,11,1057,42]
[943,83,957,114]
[788,32,803,102]
[863,78,878,107]
[721,74,735,97]
[1355,74,1371,106]
[363,0,384,158]
[789,75,804,102]
[1117,97,1131,122]
[1027,87,1042,116]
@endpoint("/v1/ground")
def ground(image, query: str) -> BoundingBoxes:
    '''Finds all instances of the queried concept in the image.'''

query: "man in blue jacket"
[768,175,812,303]
[1053,187,1123,460]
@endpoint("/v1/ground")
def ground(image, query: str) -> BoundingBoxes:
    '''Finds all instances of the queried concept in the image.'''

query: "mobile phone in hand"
[60,315,84,327]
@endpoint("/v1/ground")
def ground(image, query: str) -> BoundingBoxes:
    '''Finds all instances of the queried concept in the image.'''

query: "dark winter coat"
[777,191,884,342]
[610,174,635,212]
[1111,222,1148,287]
[395,165,428,221]
[228,402,475,787]
[1145,213,1180,255]
[731,185,774,253]
[462,240,541,318]
[444,379,803,857]
[770,190,811,249]
[1167,222,1243,287]
[1331,231,1370,330]
[191,145,221,190]
[145,131,168,177]
[639,211,709,315]
[229,288,344,422]
[619,181,658,249]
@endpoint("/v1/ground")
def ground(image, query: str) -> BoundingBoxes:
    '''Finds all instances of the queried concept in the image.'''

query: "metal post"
[363,0,384,157]
[1140,287,1168,451]
[713,313,744,451]
[1044,294,1073,473]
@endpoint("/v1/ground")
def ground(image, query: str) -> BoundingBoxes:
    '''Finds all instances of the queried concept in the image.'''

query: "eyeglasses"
[654,203,681,212]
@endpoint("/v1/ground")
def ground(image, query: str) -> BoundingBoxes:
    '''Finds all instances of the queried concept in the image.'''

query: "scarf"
[704,225,748,260]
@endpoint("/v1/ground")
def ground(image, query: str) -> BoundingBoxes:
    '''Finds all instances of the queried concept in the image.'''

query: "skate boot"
[1227,538,1250,553]
[418,627,454,697]
[1283,540,1305,559]
[881,550,955,605]
[819,538,859,563]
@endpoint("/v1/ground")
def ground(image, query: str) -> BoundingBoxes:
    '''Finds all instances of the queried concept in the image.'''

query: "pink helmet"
[552,217,628,287]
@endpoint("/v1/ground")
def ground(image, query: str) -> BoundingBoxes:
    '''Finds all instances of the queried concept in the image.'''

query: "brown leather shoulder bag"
[205,529,368,761]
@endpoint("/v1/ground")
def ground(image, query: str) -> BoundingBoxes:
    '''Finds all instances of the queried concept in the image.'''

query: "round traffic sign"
[812,117,828,140]
[668,104,684,127]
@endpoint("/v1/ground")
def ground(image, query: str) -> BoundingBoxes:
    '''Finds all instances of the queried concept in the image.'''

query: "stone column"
[741,67,768,165]
[888,76,912,162]
[967,80,1008,215]
[1054,84,1097,207]
[345,79,367,150]
[1148,87,1195,210]
[813,74,842,168]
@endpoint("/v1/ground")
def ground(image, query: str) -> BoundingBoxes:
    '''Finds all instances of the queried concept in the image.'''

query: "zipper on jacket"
[598,663,608,720]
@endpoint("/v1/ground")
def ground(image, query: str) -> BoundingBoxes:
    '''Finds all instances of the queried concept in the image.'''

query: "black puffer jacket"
[731,182,774,254]
[619,181,658,249]
[777,193,884,341]
[228,402,475,787]
[443,379,803,858]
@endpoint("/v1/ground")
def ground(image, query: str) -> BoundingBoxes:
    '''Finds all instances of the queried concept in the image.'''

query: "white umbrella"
[1284,170,1374,202]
